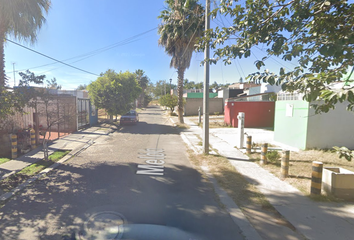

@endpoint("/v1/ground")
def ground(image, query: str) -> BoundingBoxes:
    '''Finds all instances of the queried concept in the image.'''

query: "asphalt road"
[0,106,243,240]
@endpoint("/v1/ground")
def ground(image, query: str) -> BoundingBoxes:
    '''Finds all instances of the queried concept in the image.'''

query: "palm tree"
[135,69,149,108]
[0,0,51,86]
[158,0,204,123]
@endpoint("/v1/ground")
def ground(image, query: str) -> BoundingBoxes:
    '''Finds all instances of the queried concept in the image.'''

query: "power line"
[38,39,140,75]
[6,27,158,75]
[5,38,100,77]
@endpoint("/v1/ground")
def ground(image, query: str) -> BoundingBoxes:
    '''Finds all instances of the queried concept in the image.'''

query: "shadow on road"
[0,159,240,240]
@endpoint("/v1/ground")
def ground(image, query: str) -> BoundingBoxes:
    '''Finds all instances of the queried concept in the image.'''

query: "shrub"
[266,150,280,162]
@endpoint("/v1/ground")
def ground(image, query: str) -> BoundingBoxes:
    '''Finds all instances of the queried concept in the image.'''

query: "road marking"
[136,165,164,175]
[137,148,165,176]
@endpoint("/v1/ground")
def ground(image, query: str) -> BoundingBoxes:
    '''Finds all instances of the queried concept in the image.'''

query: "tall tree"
[199,0,354,113]
[0,0,51,86]
[87,70,141,119]
[199,0,354,160]
[159,94,178,114]
[158,0,204,123]
[135,69,150,108]
[46,77,61,89]
[76,84,88,90]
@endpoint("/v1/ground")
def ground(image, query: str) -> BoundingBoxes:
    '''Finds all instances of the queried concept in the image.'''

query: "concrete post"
[260,143,268,165]
[34,112,40,145]
[202,0,210,155]
[246,136,252,154]
[30,129,36,150]
[11,134,17,159]
[237,112,245,148]
[311,161,323,195]
[281,150,290,179]
[198,106,201,125]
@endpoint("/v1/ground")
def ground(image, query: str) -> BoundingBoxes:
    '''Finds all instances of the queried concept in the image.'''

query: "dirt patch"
[250,149,354,201]
[190,117,232,128]
[188,152,305,240]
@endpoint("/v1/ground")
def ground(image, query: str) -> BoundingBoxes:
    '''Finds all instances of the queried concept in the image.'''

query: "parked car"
[120,110,139,125]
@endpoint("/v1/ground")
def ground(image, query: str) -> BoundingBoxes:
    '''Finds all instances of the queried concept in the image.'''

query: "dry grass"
[189,153,273,209]
[188,152,298,237]
[190,117,232,128]
[250,149,354,202]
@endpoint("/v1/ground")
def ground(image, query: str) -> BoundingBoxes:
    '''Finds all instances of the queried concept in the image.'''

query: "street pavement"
[175,115,354,240]
[0,106,244,240]
[1,106,354,240]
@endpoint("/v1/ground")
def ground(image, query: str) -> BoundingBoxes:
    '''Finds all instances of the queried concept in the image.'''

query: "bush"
[266,150,280,162]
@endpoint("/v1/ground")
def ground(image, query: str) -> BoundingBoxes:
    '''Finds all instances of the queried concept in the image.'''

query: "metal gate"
[77,98,90,128]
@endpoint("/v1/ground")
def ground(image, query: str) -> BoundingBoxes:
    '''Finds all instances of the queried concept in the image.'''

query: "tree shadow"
[0,161,242,240]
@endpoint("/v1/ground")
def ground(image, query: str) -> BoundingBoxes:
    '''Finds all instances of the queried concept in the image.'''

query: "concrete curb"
[170,116,262,240]
[202,166,263,240]
[0,126,114,203]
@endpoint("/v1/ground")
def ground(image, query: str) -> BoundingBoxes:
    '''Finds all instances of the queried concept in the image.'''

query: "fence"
[277,93,304,101]
[77,98,90,128]
[0,95,77,157]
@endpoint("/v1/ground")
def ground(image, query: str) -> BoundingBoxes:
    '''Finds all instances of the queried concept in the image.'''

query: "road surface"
[0,106,243,240]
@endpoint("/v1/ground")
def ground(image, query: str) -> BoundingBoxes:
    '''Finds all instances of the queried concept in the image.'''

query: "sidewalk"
[175,116,354,240]
[0,122,116,201]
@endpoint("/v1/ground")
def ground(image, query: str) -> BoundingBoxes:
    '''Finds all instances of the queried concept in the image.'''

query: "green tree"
[76,84,87,90]
[87,70,141,119]
[0,70,45,120]
[184,79,203,90]
[135,69,150,107]
[199,0,354,113]
[0,0,51,86]
[143,92,153,107]
[158,0,204,123]
[15,70,74,160]
[46,77,61,89]
[0,0,50,120]
[199,0,354,160]
[150,80,176,99]
[159,94,178,114]
[210,81,219,90]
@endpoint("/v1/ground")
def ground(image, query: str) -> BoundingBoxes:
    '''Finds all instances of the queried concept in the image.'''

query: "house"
[218,88,244,104]
[0,88,98,158]
[182,89,223,116]
[48,89,98,128]
[224,93,275,128]
[274,92,354,150]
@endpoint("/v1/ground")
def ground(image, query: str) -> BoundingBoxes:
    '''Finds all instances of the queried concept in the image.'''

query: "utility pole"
[203,0,210,154]
[12,63,16,87]
[169,78,172,95]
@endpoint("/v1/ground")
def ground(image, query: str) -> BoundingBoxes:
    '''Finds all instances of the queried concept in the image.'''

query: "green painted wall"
[186,92,218,98]
[274,100,309,149]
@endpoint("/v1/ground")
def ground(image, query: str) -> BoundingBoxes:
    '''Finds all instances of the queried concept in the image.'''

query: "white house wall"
[260,83,282,93]
[307,101,354,149]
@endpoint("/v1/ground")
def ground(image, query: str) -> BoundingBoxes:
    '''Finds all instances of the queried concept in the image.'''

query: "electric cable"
[5,38,100,77]
[6,27,157,74]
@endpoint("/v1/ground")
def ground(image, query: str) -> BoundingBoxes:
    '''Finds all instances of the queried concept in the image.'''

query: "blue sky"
[4,0,297,90]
